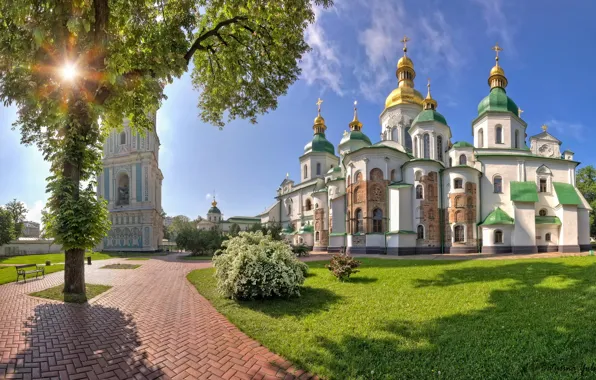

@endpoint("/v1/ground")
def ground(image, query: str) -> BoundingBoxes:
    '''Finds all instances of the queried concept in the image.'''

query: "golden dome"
[314,115,325,125]
[490,64,504,76]
[397,56,414,69]
[488,43,508,89]
[385,87,424,109]
[211,199,217,207]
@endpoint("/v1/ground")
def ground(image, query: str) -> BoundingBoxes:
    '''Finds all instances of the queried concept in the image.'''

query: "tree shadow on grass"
[238,286,342,318]
[299,261,596,379]
[1,303,164,379]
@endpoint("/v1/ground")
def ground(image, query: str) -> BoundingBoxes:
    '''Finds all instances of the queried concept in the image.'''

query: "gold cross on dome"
[518,107,524,117]
[316,98,323,114]
[542,124,548,132]
[492,42,503,60]
[401,35,410,54]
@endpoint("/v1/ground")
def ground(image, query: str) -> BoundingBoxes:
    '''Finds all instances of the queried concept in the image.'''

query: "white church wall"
[536,225,559,247]
[556,205,579,249]
[479,158,519,219]
[482,225,513,247]
[578,208,590,246]
[512,202,536,248]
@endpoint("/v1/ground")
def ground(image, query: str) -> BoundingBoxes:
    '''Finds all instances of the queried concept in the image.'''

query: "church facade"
[260,40,591,255]
[96,117,164,251]
[196,198,261,233]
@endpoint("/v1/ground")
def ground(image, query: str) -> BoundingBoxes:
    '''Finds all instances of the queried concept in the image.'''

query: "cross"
[427,77,431,90]
[316,98,323,114]
[492,42,503,61]
[541,124,548,132]
[353,100,358,109]
[518,107,524,117]
[400,35,410,54]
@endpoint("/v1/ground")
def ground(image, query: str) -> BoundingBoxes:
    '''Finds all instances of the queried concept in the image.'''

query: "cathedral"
[96,116,164,251]
[260,39,592,255]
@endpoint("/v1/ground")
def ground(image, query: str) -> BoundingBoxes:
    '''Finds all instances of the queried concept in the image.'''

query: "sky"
[1,0,596,223]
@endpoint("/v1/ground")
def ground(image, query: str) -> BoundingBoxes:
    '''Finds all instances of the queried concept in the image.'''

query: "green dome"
[412,109,447,125]
[451,141,474,148]
[304,133,335,155]
[327,166,342,174]
[339,130,372,146]
[477,87,519,116]
[208,206,221,214]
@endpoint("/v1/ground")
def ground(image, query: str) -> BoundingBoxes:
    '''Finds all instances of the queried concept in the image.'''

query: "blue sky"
[1,0,595,223]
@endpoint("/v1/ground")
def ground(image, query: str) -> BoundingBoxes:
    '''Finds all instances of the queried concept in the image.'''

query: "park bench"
[15,264,45,283]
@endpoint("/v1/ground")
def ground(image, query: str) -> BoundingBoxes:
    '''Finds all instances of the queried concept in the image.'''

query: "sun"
[60,63,77,81]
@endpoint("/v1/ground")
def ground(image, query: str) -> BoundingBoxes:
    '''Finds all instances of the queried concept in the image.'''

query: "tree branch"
[184,16,248,64]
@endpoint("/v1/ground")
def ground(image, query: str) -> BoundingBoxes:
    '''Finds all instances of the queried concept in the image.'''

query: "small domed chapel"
[259,38,591,255]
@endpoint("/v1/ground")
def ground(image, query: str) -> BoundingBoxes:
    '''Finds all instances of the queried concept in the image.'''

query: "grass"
[30,284,112,303]
[188,257,596,379]
[179,254,213,261]
[0,251,165,265]
[125,257,150,261]
[101,264,140,270]
[0,265,65,285]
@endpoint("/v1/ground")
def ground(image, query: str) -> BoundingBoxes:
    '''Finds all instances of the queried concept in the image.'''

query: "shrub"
[292,243,310,257]
[326,253,361,281]
[213,231,308,300]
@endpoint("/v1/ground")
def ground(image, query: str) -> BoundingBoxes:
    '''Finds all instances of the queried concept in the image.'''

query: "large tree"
[4,199,28,238]
[0,0,331,297]
[577,165,596,236]
[0,208,16,246]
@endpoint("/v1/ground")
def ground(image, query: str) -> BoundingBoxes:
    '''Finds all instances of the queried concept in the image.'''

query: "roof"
[451,141,474,149]
[412,109,448,126]
[339,130,372,146]
[389,182,413,188]
[530,130,561,144]
[225,217,260,223]
[477,87,519,116]
[553,182,582,205]
[535,216,562,225]
[510,181,539,202]
[304,133,335,155]
[208,206,221,214]
[326,166,342,174]
[480,207,514,226]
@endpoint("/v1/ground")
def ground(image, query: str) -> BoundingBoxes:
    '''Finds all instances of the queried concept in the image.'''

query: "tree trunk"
[63,248,85,294]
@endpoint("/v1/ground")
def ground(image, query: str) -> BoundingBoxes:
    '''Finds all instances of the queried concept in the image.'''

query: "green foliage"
[4,199,27,238]
[213,231,308,299]
[577,165,596,236]
[249,222,262,232]
[292,243,310,257]
[168,215,193,240]
[326,253,361,281]
[0,208,16,246]
[176,228,223,255]
[228,223,241,237]
[262,221,283,241]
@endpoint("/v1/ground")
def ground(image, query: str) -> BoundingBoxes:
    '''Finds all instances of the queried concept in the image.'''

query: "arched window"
[303,164,308,179]
[545,233,551,242]
[415,170,422,182]
[539,178,547,193]
[459,154,467,165]
[355,208,363,233]
[514,130,519,149]
[449,157,453,167]
[390,169,397,182]
[305,199,312,211]
[316,163,321,175]
[495,125,503,144]
[414,136,419,157]
[416,185,423,199]
[454,178,463,189]
[288,204,292,216]
[493,176,502,193]
[120,131,126,145]
[405,127,412,152]
[478,128,484,148]
[437,135,443,161]
[356,172,363,182]
[370,168,383,181]
[494,230,503,244]
[454,225,464,242]
[116,173,130,206]
[539,209,547,217]
[417,225,424,240]
[315,231,320,242]
[372,208,383,233]
[423,134,430,159]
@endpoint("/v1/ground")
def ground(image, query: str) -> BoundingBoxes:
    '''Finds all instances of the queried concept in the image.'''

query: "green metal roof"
[553,182,582,205]
[535,216,562,225]
[452,141,474,148]
[480,207,514,226]
[412,109,447,125]
[386,230,417,235]
[510,181,539,202]
[298,224,314,234]
[477,87,519,116]
[339,130,372,146]
[326,166,342,174]
[389,182,413,188]
[208,206,221,214]
[304,133,335,155]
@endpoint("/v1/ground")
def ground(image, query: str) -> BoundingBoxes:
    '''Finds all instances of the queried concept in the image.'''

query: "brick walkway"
[0,255,314,379]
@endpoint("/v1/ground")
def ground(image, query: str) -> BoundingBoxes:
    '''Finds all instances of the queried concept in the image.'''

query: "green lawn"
[30,284,112,303]
[188,257,596,379]
[0,251,164,265]
[126,257,150,261]
[0,265,65,285]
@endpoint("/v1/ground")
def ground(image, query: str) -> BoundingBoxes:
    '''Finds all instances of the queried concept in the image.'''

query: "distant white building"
[22,221,40,238]
[2,238,62,256]
[196,198,260,233]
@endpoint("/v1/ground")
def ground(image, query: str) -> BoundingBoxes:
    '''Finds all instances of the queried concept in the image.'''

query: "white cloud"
[301,6,343,95]
[472,0,515,54]
[544,119,584,141]
[25,200,46,224]
[205,193,212,200]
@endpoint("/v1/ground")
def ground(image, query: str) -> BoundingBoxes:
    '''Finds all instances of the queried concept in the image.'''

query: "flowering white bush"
[213,231,308,299]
